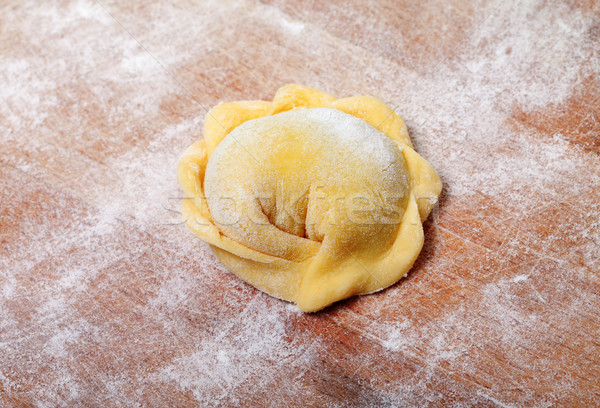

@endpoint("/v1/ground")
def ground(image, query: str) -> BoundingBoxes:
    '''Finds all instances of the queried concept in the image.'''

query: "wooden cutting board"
[1,0,599,406]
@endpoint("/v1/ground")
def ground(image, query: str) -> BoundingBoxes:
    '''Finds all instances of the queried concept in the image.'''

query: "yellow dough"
[177,84,442,312]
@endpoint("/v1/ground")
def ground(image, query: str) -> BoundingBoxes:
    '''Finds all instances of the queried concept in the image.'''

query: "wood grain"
[1,0,599,406]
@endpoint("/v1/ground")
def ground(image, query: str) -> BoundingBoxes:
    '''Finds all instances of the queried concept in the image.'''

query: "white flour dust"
[0,0,599,406]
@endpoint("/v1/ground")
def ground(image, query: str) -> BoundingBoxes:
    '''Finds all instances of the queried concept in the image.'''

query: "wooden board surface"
[1,0,599,406]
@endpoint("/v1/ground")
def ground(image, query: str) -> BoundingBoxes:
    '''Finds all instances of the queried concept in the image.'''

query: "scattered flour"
[513,275,528,283]
[1,0,599,406]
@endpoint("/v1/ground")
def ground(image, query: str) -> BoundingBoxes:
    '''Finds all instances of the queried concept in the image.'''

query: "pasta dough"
[178,84,442,312]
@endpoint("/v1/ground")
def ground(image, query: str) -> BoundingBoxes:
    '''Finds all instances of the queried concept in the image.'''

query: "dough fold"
[178,84,442,312]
